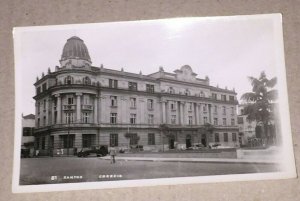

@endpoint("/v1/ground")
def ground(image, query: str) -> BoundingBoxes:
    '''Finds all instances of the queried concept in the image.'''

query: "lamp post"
[67,105,72,156]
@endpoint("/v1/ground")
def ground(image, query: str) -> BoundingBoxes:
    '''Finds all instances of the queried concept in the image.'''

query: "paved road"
[20,157,280,185]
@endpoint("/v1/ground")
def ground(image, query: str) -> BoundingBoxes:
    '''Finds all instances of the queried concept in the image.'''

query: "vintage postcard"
[12,14,296,193]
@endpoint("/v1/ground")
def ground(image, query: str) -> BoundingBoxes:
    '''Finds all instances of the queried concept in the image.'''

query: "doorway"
[169,135,175,149]
[201,134,207,147]
[186,135,192,148]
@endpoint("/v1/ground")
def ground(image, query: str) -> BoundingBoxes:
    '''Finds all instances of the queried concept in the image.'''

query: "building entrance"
[186,135,192,148]
[201,134,207,147]
[169,135,175,149]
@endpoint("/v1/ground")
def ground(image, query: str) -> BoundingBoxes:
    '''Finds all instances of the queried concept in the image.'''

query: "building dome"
[61,36,91,62]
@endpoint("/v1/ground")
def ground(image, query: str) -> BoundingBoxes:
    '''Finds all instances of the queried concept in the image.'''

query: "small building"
[21,114,35,157]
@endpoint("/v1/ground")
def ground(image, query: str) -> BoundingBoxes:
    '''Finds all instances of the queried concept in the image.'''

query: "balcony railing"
[63,104,76,111]
[82,104,93,110]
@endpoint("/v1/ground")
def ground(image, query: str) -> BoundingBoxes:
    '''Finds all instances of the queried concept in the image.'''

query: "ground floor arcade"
[34,127,239,156]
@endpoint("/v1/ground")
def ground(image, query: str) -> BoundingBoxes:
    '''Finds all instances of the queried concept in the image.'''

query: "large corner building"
[34,36,239,156]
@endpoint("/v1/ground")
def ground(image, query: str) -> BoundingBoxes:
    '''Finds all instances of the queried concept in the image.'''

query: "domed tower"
[60,36,92,68]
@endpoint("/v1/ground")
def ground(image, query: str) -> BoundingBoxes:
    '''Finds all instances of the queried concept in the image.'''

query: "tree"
[199,123,214,147]
[159,124,173,151]
[241,71,277,145]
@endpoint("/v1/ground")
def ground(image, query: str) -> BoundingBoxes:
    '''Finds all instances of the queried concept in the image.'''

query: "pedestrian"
[110,146,116,164]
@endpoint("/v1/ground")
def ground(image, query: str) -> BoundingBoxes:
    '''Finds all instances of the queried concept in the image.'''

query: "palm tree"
[241,71,277,145]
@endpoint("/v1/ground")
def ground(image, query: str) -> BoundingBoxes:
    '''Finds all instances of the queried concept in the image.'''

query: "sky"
[15,15,281,115]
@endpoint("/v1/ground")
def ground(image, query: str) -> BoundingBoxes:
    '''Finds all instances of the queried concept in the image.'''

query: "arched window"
[83,76,91,85]
[168,87,175,94]
[184,89,190,96]
[64,76,74,85]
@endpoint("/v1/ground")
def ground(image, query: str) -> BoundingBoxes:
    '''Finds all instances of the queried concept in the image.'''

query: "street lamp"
[66,105,72,156]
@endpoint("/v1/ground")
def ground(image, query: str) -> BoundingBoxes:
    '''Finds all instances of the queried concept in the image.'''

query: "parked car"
[21,148,30,158]
[77,146,108,157]
[186,143,205,150]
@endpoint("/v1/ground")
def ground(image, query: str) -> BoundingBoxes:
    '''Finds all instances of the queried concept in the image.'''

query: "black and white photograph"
[12,14,296,193]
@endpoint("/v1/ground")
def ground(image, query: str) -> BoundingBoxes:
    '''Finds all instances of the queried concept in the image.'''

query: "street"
[19,157,280,185]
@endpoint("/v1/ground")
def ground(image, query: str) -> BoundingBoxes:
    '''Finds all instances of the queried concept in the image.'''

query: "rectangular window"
[231,107,234,115]
[82,112,89,123]
[37,102,40,114]
[222,106,226,115]
[171,115,176,124]
[68,97,74,105]
[147,99,154,110]
[128,82,137,91]
[213,118,218,126]
[229,96,234,101]
[232,133,237,142]
[203,104,207,112]
[231,118,235,126]
[212,93,217,100]
[129,133,138,145]
[36,86,41,94]
[214,105,218,114]
[37,118,40,127]
[66,112,74,123]
[148,133,155,145]
[42,83,47,92]
[110,134,118,146]
[223,118,227,126]
[110,96,117,107]
[43,116,46,126]
[61,135,74,148]
[110,113,117,124]
[146,84,154,93]
[170,102,176,110]
[43,99,46,110]
[221,95,227,101]
[109,79,118,88]
[130,97,136,108]
[203,117,208,124]
[224,133,228,142]
[23,127,34,136]
[130,114,136,124]
[188,116,193,125]
[83,95,90,105]
[237,117,244,124]
[215,133,219,142]
[148,114,154,124]
[82,134,94,148]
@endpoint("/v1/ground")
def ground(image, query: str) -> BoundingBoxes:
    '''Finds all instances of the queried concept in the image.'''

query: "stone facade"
[33,36,239,156]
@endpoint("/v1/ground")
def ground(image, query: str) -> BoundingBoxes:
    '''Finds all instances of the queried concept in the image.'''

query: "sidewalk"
[100,156,279,164]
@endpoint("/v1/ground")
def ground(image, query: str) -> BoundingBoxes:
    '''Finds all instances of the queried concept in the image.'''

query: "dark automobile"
[77,146,108,157]
[21,148,30,158]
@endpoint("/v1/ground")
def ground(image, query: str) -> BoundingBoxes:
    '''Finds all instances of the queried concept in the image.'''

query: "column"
[76,93,82,123]
[166,100,170,124]
[208,104,213,124]
[56,94,61,124]
[199,103,203,125]
[45,98,49,126]
[195,103,199,125]
[94,96,98,124]
[180,102,184,125]
[51,97,55,125]
[185,102,189,125]
[162,101,166,124]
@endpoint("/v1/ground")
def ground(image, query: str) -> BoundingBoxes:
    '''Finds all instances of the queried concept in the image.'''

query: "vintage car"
[77,146,108,157]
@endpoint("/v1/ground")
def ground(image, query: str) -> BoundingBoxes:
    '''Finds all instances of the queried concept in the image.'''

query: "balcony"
[63,104,76,111]
[82,104,93,110]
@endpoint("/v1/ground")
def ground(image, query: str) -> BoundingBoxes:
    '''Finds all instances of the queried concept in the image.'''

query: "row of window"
[36,133,155,150]
[214,133,237,142]
[213,118,236,126]
[212,93,235,102]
